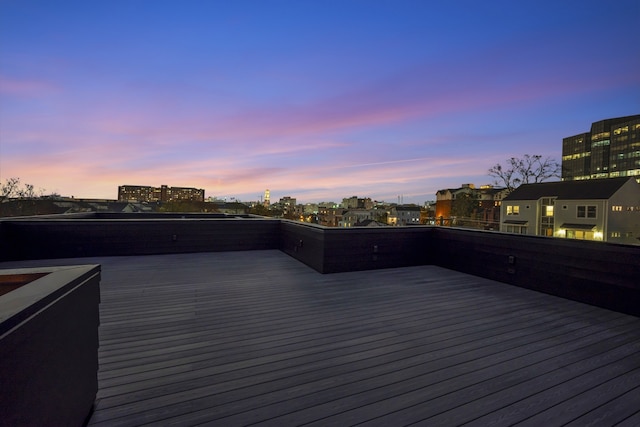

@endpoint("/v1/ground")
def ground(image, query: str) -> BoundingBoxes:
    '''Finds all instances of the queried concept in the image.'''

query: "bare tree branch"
[1,178,46,201]
[1,177,21,201]
[488,154,560,191]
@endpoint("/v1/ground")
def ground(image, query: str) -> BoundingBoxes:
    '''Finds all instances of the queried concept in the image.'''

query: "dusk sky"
[1,1,638,204]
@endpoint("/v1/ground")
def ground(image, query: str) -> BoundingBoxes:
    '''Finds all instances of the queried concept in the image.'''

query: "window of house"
[577,205,597,218]
[612,206,623,211]
[506,205,519,215]
[505,225,527,234]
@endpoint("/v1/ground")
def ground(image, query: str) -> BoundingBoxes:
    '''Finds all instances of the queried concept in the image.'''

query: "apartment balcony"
[1,213,639,426]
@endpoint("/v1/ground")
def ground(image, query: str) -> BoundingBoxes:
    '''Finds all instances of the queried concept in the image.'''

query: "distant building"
[477,185,509,228]
[355,219,386,227]
[210,202,250,215]
[342,196,373,210]
[500,177,640,245]
[562,115,640,182]
[421,202,436,224]
[118,185,204,203]
[278,196,297,216]
[435,184,476,220]
[340,209,375,227]
[435,184,508,228]
[318,206,346,227]
[387,205,421,226]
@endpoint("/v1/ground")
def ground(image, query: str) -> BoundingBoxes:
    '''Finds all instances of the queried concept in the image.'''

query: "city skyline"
[1,1,639,204]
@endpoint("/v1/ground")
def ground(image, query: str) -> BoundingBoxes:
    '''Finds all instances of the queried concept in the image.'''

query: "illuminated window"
[506,205,519,215]
[612,206,623,211]
[613,126,629,135]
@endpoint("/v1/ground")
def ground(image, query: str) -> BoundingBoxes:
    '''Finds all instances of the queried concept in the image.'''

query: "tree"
[249,204,272,217]
[488,154,560,191]
[451,191,478,219]
[1,177,44,201]
[1,177,20,201]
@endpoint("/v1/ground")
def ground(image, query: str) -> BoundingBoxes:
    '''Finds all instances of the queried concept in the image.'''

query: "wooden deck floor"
[3,250,640,426]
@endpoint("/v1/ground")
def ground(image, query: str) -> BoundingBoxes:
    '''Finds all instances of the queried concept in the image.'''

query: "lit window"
[612,206,623,211]
[507,205,520,215]
[545,205,554,216]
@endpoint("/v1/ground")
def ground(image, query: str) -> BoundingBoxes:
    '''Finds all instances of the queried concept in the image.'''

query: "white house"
[500,177,640,245]
[339,209,375,227]
[388,205,421,226]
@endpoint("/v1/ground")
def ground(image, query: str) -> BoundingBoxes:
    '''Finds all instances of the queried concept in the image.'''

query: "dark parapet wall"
[279,221,327,272]
[0,265,101,427]
[322,226,433,273]
[432,227,640,317]
[280,221,434,274]
[2,215,280,261]
[1,213,639,317]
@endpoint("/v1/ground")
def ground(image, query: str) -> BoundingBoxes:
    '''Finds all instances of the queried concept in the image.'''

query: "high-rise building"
[264,189,270,206]
[562,115,640,182]
[118,185,205,203]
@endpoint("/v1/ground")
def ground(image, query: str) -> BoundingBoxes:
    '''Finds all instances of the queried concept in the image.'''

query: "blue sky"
[1,0,638,203]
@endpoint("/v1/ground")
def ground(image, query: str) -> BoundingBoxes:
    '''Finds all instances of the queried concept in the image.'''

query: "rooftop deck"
[3,249,639,426]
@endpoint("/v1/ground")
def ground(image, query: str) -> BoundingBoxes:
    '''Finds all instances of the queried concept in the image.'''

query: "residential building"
[421,202,436,225]
[342,196,374,210]
[339,209,375,227]
[210,202,250,215]
[501,177,640,245]
[435,184,508,228]
[388,205,421,226]
[277,196,299,217]
[354,219,386,227]
[435,184,477,220]
[317,206,346,227]
[562,115,640,182]
[118,185,205,203]
[477,185,509,228]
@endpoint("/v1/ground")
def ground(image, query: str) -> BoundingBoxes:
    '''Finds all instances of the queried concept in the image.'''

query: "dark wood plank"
[521,371,640,426]
[615,409,640,427]
[92,305,611,423]
[4,250,639,427]
[562,386,639,426]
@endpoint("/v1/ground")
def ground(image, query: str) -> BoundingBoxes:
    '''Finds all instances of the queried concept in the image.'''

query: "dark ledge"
[0,264,101,427]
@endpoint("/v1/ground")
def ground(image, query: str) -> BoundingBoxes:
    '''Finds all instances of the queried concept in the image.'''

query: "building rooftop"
[503,177,635,201]
[3,249,639,426]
